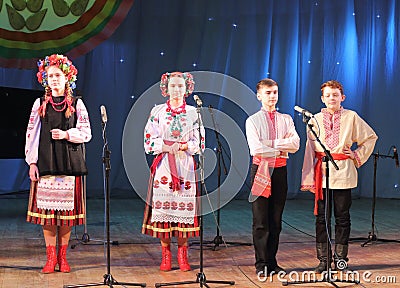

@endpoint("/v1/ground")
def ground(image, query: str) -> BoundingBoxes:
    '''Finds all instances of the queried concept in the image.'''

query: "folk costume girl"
[142,72,205,271]
[25,54,92,273]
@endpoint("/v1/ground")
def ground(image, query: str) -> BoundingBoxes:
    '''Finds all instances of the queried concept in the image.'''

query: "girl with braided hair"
[25,54,92,273]
[142,72,205,271]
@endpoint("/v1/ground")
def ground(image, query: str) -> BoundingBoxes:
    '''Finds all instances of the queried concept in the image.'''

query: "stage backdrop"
[0,0,399,201]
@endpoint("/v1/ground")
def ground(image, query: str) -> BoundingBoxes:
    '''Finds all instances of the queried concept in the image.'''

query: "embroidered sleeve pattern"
[300,136,317,192]
[25,98,41,165]
[352,150,362,168]
[351,112,378,167]
[67,99,92,143]
[144,106,164,155]
[186,111,205,155]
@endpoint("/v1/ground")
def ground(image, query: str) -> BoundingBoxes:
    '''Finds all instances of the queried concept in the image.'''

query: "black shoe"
[273,265,286,273]
[314,261,328,273]
[268,265,286,274]
[256,266,267,277]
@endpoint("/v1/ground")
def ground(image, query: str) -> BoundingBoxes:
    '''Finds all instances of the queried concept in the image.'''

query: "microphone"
[100,105,108,124]
[294,105,314,118]
[394,146,399,168]
[193,94,203,106]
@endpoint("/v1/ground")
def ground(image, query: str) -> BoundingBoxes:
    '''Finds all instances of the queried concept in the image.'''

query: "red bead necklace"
[166,100,186,117]
[49,96,67,112]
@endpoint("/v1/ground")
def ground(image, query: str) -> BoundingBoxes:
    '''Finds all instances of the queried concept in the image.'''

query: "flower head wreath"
[36,54,78,89]
[160,72,195,97]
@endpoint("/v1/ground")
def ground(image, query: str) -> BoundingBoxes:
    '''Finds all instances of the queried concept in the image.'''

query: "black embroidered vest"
[37,96,88,176]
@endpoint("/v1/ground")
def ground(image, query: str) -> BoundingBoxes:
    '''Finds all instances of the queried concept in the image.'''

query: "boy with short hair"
[301,80,378,272]
[246,78,300,276]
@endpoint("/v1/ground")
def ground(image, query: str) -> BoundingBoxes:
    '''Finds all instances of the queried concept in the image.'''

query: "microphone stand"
[205,105,251,250]
[350,150,400,246]
[284,114,359,287]
[155,102,234,288]
[71,144,108,249]
[64,119,146,288]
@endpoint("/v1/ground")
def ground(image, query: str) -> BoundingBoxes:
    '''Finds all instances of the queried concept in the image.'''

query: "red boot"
[42,245,57,273]
[58,245,71,273]
[160,245,172,271]
[177,245,191,271]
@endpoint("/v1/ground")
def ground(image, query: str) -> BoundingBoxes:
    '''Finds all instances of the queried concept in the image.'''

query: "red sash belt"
[251,156,287,198]
[313,152,349,215]
[150,140,186,192]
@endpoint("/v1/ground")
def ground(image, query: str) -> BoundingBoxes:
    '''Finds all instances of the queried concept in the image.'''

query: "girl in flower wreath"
[25,54,92,273]
[142,71,205,271]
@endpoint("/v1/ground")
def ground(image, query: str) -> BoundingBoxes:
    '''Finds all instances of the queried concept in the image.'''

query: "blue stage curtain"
[1,0,399,199]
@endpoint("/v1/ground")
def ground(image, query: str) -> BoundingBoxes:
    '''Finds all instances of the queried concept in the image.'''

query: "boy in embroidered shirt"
[245,78,300,276]
[301,80,377,273]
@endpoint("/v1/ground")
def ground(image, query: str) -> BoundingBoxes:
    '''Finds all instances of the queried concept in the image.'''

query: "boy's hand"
[343,146,354,159]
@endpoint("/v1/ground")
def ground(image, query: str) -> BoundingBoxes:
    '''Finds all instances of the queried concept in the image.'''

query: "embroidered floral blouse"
[144,103,205,155]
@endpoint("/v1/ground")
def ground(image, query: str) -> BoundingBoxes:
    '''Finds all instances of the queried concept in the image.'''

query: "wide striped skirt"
[141,175,200,239]
[26,176,85,226]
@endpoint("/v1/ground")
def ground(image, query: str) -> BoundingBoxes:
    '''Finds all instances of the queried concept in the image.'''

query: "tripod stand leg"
[103,274,146,287]
[361,232,376,247]
[155,272,235,288]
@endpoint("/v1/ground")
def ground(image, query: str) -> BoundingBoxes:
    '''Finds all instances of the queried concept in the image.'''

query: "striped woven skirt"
[26,176,85,226]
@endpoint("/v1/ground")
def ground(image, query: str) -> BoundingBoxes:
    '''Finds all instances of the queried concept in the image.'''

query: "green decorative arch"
[0,0,134,69]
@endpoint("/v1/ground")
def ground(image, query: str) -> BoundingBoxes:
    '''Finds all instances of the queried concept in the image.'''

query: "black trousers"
[316,188,352,245]
[250,164,288,270]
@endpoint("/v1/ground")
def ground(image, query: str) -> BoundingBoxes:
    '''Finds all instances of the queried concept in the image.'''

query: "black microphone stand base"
[198,235,252,251]
[351,232,400,247]
[64,273,146,288]
[70,232,91,249]
[71,233,119,249]
[155,271,235,288]
[71,234,120,249]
